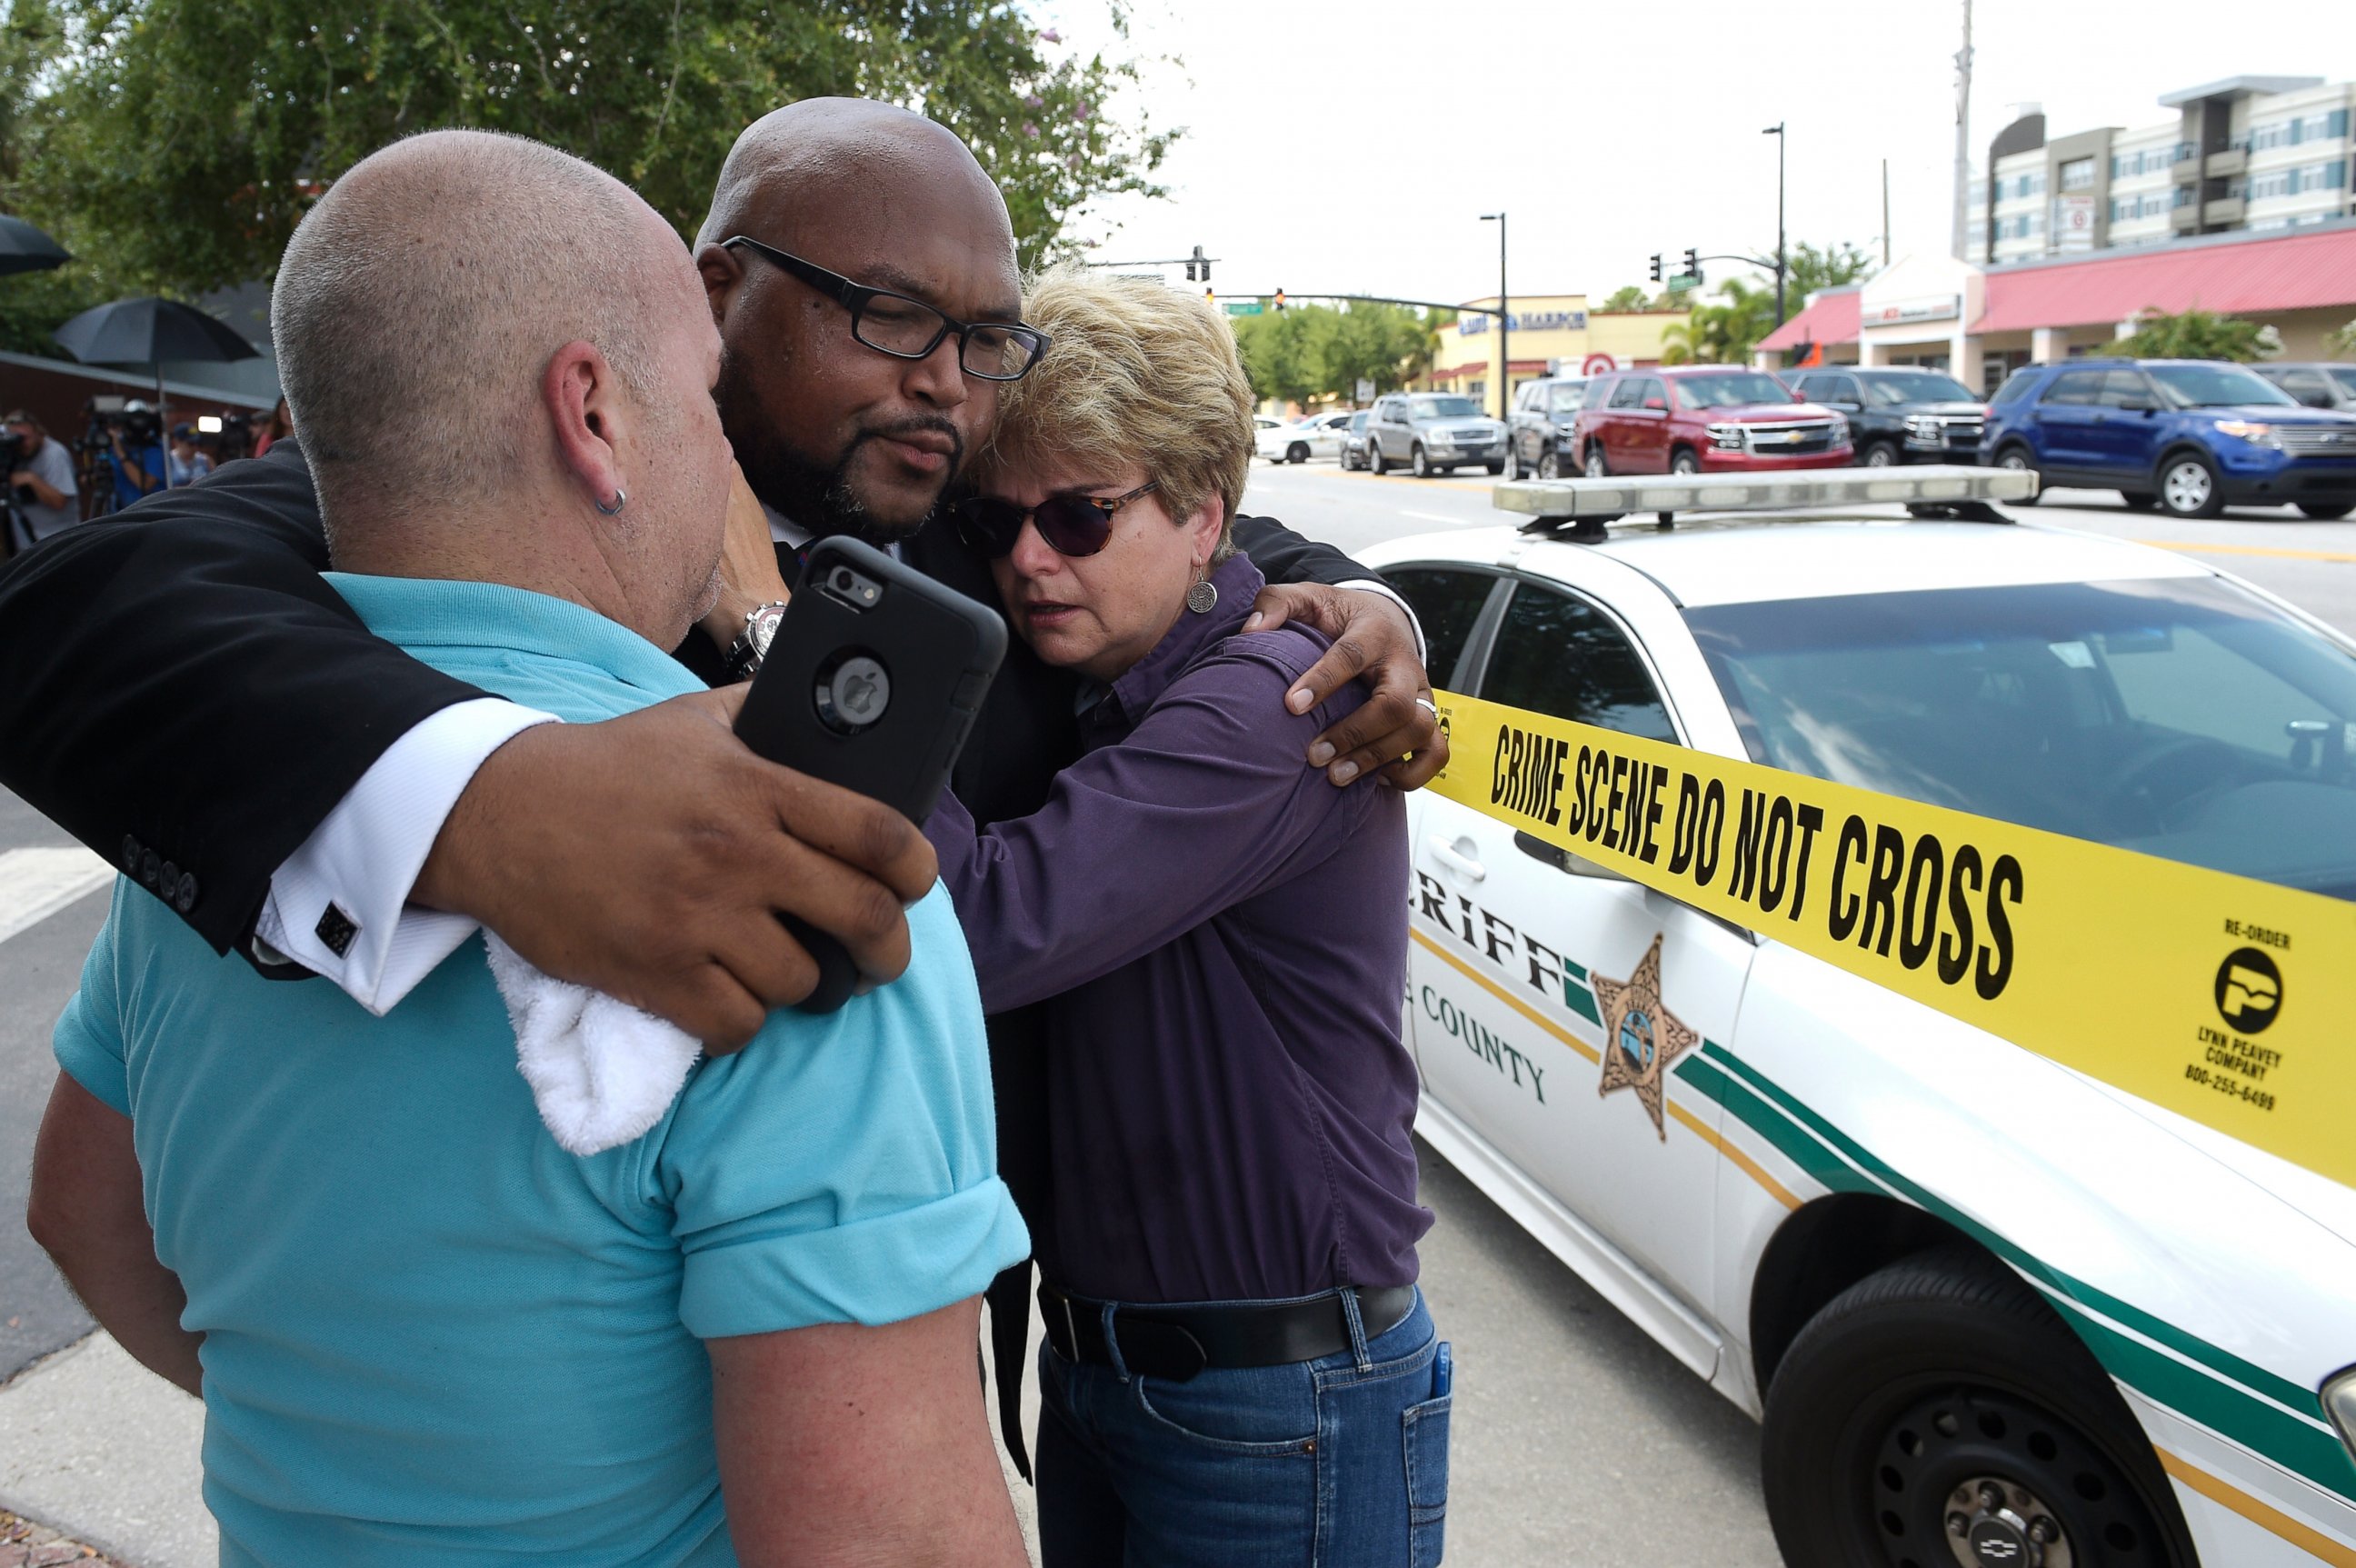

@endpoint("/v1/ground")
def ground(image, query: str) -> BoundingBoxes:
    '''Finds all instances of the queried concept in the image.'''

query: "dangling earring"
[1185,566,1218,614]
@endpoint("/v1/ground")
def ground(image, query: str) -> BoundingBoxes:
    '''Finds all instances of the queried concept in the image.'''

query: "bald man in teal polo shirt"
[27,132,1029,1568]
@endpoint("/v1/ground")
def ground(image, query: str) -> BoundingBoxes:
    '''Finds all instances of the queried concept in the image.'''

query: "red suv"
[1571,366,1852,475]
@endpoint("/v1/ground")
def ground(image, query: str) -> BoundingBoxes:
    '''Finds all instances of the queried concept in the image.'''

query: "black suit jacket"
[0,442,1376,952]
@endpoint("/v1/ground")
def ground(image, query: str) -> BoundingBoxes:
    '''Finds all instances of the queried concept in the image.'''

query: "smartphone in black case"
[734,535,1006,1014]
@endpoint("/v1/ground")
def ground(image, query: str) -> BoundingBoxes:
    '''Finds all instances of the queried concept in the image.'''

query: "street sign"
[1355,377,1376,402]
[1224,301,1263,316]
[1667,272,1702,294]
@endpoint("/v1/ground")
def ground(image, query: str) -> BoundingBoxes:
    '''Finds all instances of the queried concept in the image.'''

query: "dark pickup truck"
[1782,365,1988,467]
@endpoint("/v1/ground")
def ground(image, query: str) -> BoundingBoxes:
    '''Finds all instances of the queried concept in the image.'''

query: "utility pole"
[1952,0,1974,261]
[1762,125,1787,327]
[1481,213,1507,419]
[1882,159,1892,267]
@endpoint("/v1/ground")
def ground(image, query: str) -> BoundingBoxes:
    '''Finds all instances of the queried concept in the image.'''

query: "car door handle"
[1426,836,1487,882]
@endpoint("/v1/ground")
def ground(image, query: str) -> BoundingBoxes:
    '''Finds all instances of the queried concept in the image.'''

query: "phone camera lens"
[833,569,856,592]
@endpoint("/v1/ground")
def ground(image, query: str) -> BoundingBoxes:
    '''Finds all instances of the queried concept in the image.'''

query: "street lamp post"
[1481,212,1506,420]
[1762,124,1787,328]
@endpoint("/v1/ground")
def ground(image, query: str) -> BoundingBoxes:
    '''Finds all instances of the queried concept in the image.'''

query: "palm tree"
[1661,278,1780,365]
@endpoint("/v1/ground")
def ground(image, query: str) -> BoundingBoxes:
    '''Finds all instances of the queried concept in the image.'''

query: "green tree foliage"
[1659,276,1777,365]
[0,0,116,352]
[6,0,1177,296]
[1598,285,1650,314]
[1782,239,1875,302]
[1231,300,1438,405]
[2331,318,2356,357]
[2111,306,2271,363]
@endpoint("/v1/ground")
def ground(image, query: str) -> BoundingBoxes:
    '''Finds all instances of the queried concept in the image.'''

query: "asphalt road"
[3,468,2349,1564]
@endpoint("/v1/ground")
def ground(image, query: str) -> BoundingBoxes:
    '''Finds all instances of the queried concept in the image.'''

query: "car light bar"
[1492,464,2038,524]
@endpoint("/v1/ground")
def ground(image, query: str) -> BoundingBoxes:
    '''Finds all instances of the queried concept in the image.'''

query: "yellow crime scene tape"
[1427,688,2356,1188]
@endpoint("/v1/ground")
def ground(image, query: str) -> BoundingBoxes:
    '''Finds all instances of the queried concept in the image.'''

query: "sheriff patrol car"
[1363,467,2356,1568]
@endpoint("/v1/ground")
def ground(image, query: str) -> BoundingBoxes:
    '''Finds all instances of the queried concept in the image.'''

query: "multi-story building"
[1970,75,2356,264]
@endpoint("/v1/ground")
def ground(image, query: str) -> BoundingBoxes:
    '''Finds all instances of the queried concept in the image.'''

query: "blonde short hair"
[979,265,1254,561]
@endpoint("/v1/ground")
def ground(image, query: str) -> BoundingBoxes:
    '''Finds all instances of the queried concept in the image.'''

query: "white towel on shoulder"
[483,934,703,1155]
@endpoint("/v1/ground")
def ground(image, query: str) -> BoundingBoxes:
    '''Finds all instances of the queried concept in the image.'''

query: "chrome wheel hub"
[1945,1475,2071,1568]
[2163,462,2211,511]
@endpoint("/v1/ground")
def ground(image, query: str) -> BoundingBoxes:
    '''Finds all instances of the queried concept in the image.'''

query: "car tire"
[1283,442,1306,464]
[1993,444,2042,505]
[2158,452,2225,519]
[1762,1246,2197,1568]
[1583,445,1610,478]
[1537,448,1563,480]
[1370,442,1387,476]
[2297,500,2356,519]
[1411,444,1433,478]
[1484,461,1504,474]
[2119,491,2158,511]
[1504,445,1522,480]
[1860,439,1899,468]
[1670,447,1702,475]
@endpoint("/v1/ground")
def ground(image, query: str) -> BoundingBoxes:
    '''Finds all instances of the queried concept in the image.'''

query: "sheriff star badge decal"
[1592,934,1699,1140]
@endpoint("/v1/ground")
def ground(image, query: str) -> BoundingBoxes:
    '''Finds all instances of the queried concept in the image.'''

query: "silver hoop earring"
[594,488,627,515]
[1186,573,1219,614]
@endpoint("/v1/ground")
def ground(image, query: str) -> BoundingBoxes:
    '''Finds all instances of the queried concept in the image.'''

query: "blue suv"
[1978,357,2356,519]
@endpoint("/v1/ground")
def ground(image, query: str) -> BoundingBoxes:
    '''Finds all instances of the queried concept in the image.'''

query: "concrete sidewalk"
[0,1334,210,1568]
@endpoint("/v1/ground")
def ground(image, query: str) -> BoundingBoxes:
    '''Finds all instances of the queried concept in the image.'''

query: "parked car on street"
[1980,358,2356,519]
[1340,408,1373,471]
[1256,409,1354,464]
[1366,392,1509,478]
[1505,375,1588,479]
[1782,365,1988,467]
[1571,366,1851,476]
[1371,465,2356,1568]
[2251,362,2356,413]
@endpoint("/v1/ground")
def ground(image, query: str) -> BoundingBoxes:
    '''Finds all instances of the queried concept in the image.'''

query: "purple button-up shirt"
[927,553,1426,1305]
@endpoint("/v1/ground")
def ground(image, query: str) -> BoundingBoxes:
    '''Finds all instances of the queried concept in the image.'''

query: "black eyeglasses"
[723,235,1051,383]
[951,481,1160,560]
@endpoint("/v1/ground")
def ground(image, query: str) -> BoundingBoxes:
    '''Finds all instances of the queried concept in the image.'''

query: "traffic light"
[1184,258,1196,282]
[1204,286,1214,304]
[1682,247,1700,280]
[1274,288,1286,311]
[1193,244,1211,285]
[1648,254,1663,283]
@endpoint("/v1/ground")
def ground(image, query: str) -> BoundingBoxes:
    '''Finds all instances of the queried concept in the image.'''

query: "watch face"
[749,604,786,656]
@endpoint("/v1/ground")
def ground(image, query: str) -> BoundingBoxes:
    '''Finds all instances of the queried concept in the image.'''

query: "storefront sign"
[1865,295,1961,326]
[1461,310,1588,335]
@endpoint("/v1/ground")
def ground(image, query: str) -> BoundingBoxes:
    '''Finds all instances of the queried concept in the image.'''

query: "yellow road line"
[1409,925,1800,1210]
[2136,538,2356,564]
[2157,1447,2356,1566]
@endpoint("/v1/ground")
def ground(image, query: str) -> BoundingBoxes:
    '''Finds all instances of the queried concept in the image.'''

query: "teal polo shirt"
[53,574,1028,1568]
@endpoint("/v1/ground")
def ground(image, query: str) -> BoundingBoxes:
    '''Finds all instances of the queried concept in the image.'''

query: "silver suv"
[1364,392,1507,478]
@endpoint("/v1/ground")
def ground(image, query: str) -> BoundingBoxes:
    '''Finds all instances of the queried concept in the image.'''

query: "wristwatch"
[722,601,789,684]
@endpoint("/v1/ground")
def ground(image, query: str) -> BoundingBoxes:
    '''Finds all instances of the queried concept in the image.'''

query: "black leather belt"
[1038,1282,1416,1383]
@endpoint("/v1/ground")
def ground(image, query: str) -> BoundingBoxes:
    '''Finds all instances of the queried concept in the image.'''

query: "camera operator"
[4,410,82,545]
[105,403,168,512]
[168,424,214,486]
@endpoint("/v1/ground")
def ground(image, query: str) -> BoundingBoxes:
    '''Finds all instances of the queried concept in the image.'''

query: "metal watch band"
[721,601,788,684]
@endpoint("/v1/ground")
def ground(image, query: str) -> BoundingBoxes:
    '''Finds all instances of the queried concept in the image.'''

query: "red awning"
[1977,226,2356,334]
[1757,290,1861,354]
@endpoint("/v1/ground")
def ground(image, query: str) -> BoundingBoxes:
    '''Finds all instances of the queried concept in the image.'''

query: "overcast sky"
[1035,0,2356,306]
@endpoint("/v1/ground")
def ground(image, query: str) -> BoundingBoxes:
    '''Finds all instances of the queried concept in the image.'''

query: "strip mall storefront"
[1759,223,2356,396]
[1421,295,1690,418]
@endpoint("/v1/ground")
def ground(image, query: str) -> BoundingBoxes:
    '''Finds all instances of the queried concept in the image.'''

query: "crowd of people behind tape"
[3,394,293,553]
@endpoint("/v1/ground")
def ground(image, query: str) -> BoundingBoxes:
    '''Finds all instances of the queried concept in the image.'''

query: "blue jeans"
[1035,1287,1451,1568]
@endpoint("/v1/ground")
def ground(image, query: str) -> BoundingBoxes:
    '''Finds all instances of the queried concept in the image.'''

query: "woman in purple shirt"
[926,268,1446,1568]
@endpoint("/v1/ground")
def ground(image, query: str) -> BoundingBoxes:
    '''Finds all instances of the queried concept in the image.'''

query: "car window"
[2144,362,2296,409]
[1383,566,1501,691]
[1863,371,1977,405]
[1549,383,1586,413]
[1477,583,1677,742]
[1349,412,1369,433]
[1672,372,1792,408]
[2042,369,2103,404]
[1583,379,1615,409]
[1684,576,2356,896]
[2274,369,2336,407]
[1990,370,2038,405]
[1411,395,1484,420]
[2098,369,2155,409]
[1607,377,1643,410]
[2331,368,2356,400]
[1824,375,1864,404]
[1789,374,1832,401]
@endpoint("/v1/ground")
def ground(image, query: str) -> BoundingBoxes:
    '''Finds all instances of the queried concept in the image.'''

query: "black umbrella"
[0,215,71,276]
[53,296,261,433]
[54,295,258,367]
